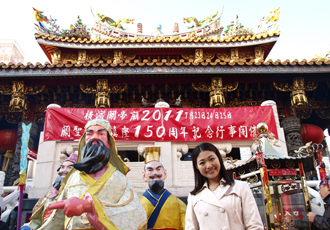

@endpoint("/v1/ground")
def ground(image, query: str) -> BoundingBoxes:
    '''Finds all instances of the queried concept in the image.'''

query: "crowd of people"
[0,118,326,229]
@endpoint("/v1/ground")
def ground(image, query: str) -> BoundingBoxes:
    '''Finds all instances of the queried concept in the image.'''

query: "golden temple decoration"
[102,51,135,64]
[4,150,14,172]
[87,54,101,63]
[223,156,238,166]
[216,48,258,62]
[273,77,318,107]
[192,77,238,107]
[230,48,239,62]
[113,50,123,64]
[102,54,114,63]
[254,47,264,62]
[195,49,203,63]
[182,49,215,63]
[0,81,44,112]
[5,114,22,124]
[8,81,25,111]
[239,51,254,61]
[290,107,312,119]
[78,50,87,64]
[80,79,128,108]
[62,53,78,63]
[268,131,280,147]
[315,109,330,119]
[294,141,312,157]
[228,98,260,108]
[246,175,258,183]
[216,53,231,62]
[50,49,61,64]
[34,114,45,123]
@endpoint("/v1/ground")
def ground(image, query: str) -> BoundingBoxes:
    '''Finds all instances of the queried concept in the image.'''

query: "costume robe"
[140,189,186,230]
[39,164,147,230]
[22,189,65,230]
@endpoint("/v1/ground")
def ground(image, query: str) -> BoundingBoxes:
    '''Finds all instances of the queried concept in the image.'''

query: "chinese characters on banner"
[44,106,277,142]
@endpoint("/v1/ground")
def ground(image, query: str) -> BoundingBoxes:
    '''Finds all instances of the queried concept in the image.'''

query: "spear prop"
[17,122,32,230]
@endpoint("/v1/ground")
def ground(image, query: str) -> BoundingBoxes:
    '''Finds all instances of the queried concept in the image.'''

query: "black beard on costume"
[149,174,163,179]
[148,179,164,194]
[73,139,110,174]
[57,170,70,176]
[52,176,64,189]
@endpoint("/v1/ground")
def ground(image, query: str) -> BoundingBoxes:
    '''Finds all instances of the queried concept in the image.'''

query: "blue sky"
[1,0,329,64]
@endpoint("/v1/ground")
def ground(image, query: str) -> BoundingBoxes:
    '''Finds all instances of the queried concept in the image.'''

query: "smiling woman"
[185,142,264,230]
[196,150,222,190]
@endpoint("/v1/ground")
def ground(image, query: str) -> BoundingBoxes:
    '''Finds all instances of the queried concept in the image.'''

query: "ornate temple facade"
[0,6,329,206]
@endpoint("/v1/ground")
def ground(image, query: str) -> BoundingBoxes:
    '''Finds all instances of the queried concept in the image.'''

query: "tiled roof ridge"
[34,31,280,44]
[1,57,330,69]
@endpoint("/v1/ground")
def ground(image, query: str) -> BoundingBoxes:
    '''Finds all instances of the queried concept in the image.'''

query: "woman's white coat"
[185,180,264,230]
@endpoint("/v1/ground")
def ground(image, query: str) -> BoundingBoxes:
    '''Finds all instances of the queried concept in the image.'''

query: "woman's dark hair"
[190,142,234,195]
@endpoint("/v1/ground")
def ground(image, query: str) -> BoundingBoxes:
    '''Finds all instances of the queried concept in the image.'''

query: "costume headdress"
[77,119,128,175]
[65,153,78,164]
[144,146,161,164]
[57,153,78,171]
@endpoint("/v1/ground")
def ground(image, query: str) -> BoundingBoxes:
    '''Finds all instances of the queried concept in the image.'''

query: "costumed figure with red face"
[140,146,186,230]
[41,119,147,230]
[21,154,77,230]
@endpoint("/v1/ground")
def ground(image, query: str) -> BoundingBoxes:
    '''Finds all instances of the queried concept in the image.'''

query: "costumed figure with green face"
[43,119,147,230]
[140,146,186,230]
[21,154,77,230]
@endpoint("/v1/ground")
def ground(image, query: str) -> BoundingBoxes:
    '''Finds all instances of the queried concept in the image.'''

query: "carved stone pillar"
[280,117,304,157]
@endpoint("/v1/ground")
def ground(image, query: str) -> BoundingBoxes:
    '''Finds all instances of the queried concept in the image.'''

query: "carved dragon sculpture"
[183,8,222,29]
[97,12,135,30]
[33,7,60,34]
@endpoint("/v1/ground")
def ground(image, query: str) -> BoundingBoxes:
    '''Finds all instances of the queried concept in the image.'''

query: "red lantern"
[0,129,18,152]
[301,124,324,144]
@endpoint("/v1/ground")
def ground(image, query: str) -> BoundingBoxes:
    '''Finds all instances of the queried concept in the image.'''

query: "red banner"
[28,148,38,161]
[44,106,277,142]
[268,168,297,176]
[319,167,327,181]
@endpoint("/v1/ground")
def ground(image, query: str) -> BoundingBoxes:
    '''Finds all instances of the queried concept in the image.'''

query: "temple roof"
[1,56,329,71]
[1,58,330,84]
[35,32,280,46]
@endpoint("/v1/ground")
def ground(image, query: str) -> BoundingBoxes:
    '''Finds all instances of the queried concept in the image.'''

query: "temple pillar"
[28,131,57,198]
[261,100,288,156]
[281,117,304,157]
